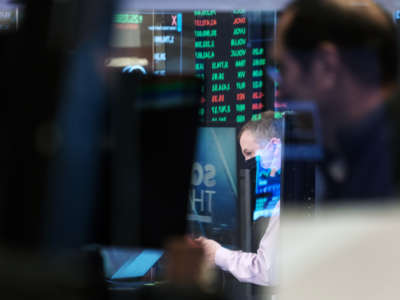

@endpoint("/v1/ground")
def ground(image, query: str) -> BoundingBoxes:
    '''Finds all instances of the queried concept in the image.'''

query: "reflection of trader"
[195,110,281,286]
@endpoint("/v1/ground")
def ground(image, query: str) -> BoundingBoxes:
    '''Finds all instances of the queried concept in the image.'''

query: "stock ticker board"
[111,9,278,127]
[194,10,277,126]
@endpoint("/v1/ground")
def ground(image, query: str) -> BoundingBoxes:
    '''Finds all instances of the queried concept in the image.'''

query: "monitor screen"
[101,247,164,282]
[110,74,202,249]
[188,127,238,247]
[253,143,281,221]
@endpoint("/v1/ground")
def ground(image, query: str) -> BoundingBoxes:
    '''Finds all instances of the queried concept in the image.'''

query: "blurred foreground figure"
[164,237,206,287]
[272,0,400,205]
[279,206,400,300]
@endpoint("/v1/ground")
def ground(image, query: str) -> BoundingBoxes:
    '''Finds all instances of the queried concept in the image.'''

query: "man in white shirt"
[195,110,281,286]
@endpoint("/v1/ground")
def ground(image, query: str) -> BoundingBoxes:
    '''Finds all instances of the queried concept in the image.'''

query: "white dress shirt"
[214,201,280,286]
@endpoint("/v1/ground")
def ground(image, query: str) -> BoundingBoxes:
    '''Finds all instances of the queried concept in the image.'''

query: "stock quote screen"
[194,10,276,126]
[109,9,278,127]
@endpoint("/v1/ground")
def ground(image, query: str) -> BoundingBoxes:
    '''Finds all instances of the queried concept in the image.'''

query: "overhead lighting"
[106,57,148,67]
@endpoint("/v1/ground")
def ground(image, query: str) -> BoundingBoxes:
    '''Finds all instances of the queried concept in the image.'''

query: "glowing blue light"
[266,65,281,83]
[122,65,147,74]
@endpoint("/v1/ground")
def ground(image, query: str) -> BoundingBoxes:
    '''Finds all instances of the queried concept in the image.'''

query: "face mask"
[243,156,257,170]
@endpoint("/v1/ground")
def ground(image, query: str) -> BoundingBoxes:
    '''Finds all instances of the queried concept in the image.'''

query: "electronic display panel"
[101,247,165,286]
[106,9,277,127]
[252,135,281,221]
[188,127,238,247]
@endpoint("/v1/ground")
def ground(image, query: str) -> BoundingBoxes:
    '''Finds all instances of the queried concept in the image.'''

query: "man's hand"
[164,236,204,286]
[194,237,221,266]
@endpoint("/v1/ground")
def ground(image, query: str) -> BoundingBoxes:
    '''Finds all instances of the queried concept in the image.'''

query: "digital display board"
[110,11,186,75]
[108,9,277,127]
[194,10,276,126]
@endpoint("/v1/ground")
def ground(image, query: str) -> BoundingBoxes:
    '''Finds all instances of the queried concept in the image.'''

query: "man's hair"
[238,110,282,147]
[282,0,399,86]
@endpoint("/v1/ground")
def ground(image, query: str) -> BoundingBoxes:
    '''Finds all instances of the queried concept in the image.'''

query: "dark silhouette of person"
[271,0,400,206]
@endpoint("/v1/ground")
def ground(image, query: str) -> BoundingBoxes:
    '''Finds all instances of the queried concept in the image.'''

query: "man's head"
[238,110,282,161]
[272,0,399,127]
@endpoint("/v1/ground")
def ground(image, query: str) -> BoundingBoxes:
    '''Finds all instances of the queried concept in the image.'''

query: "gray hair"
[238,110,282,147]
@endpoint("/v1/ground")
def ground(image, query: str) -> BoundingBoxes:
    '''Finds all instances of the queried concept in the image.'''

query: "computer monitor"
[109,73,202,248]
[188,127,239,247]
[101,246,164,284]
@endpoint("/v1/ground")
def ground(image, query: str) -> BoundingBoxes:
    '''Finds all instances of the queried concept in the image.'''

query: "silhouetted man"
[272,0,400,205]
